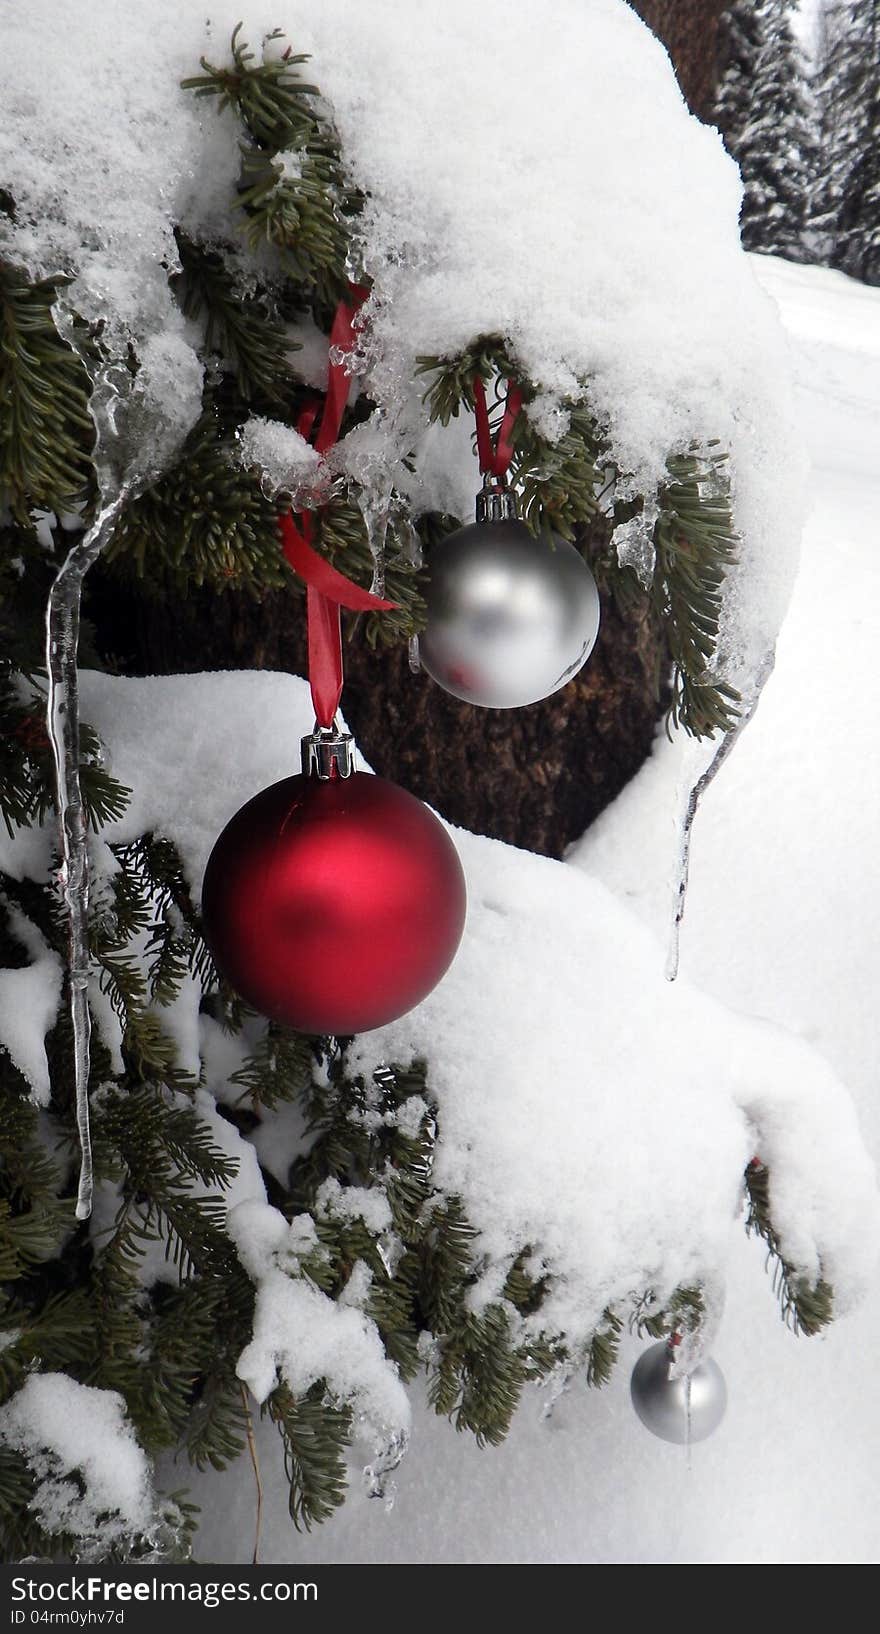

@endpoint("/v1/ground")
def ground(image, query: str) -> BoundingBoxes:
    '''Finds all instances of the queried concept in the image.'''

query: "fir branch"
[182,28,323,152]
[514,402,609,543]
[0,1090,70,1278]
[236,148,351,301]
[229,1024,315,1113]
[182,27,356,304]
[0,1291,96,1403]
[149,1273,255,1468]
[107,406,289,594]
[173,233,297,406]
[0,262,94,522]
[630,1284,706,1340]
[0,1446,54,1561]
[418,1197,477,1337]
[744,1159,834,1335]
[585,1309,623,1388]
[267,1381,351,1530]
[652,447,742,738]
[416,337,517,425]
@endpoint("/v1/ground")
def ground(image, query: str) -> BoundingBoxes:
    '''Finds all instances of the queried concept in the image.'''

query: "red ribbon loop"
[280,513,396,615]
[280,285,397,729]
[473,375,523,480]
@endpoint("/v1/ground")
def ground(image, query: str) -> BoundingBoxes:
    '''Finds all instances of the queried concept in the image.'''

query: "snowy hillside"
[174,256,880,1565]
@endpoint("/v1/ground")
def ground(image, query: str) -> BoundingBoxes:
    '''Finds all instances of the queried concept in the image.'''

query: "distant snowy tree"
[715,0,819,261]
[813,1,880,284]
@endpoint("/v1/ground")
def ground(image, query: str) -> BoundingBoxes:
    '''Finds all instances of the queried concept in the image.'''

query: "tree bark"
[630,0,728,123]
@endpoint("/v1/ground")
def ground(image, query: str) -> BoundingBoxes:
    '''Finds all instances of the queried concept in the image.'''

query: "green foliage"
[745,1159,834,1335]
[631,1283,707,1341]
[181,24,357,306]
[267,1383,351,1531]
[0,261,94,522]
[516,402,610,542]
[586,1309,624,1387]
[173,234,299,407]
[106,405,291,595]
[228,1022,314,1113]
[653,448,742,737]
[416,335,517,425]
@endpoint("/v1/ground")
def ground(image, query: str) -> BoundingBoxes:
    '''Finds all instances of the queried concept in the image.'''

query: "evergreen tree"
[0,18,841,1560]
[715,0,819,261]
[813,1,880,284]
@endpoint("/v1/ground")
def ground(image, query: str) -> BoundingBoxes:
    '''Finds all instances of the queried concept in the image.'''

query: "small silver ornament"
[419,481,600,709]
[630,1341,727,1444]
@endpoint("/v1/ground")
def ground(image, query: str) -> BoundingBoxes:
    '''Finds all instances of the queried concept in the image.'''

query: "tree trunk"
[630,0,728,123]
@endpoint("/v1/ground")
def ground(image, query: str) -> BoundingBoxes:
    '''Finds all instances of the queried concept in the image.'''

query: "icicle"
[665,650,776,981]
[611,497,658,589]
[363,1428,409,1510]
[364,502,388,600]
[405,521,423,674]
[45,492,132,1220]
[43,308,193,1220]
[539,1361,573,1422]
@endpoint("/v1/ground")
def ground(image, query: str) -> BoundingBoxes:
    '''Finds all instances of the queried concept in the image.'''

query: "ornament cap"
[475,478,519,524]
[301,721,355,780]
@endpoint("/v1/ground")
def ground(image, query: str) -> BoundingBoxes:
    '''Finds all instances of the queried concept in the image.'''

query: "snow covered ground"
[179,256,880,1565]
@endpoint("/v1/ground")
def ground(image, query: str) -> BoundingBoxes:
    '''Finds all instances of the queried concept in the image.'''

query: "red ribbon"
[473,375,523,479]
[280,285,397,729]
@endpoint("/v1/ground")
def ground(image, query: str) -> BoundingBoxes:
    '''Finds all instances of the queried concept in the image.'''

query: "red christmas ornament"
[202,286,466,1034]
[201,730,466,1036]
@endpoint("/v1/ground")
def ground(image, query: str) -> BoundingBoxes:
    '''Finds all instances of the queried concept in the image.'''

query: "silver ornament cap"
[419,488,600,710]
[300,721,355,781]
[630,1342,727,1445]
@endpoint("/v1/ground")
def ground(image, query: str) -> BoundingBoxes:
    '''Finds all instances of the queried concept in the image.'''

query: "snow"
[0,1374,154,1547]
[0,2,215,444]
[791,0,825,59]
[0,905,62,1104]
[228,1200,410,1445]
[314,1179,393,1237]
[237,418,322,497]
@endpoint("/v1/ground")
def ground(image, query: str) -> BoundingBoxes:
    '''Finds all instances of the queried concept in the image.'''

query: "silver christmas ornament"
[630,1341,727,1444]
[419,480,600,709]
